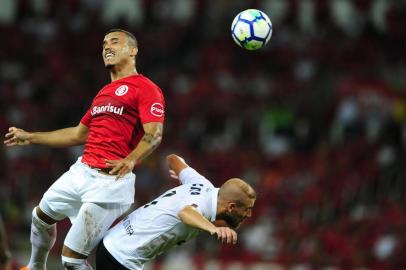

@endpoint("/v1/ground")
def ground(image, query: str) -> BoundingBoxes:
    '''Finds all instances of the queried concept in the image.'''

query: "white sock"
[61,256,94,270]
[27,208,57,270]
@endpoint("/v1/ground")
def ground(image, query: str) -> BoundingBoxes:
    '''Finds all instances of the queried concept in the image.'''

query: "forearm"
[29,127,85,147]
[126,129,162,163]
[178,206,217,235]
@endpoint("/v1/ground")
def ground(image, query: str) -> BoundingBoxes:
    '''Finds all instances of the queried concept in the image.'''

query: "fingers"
[105,159,118,168]
[4,128,17,146]
[169,170,182,185]
[105,160,123,174]
[169,170,179,179]
[4,135,29,146]
[4,136,15,146]
[105,159,133,180]
[116,165,130,180]
[109,164,126,180]
[5,127,21,138]
[4,131,14,138]
[215,227,237,245]
[169,170,181,185]
[4,127,30,146]
[4,139,17,146]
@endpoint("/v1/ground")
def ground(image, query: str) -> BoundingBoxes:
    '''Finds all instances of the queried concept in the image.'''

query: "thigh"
[39,168,82,221]
[96,241,130,270]
[64,202,130,256]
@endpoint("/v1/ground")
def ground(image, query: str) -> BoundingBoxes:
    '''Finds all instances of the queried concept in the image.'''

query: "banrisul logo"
[91,103,124,116]
[115,85,128,96]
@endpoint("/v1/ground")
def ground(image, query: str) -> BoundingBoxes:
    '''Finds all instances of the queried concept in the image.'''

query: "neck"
[110,65,138,81]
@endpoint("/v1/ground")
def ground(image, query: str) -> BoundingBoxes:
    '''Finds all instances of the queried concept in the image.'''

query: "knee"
[33,206,57,225]
[30,207,57,248]
[62,245,87,259]
[31,207,56,232]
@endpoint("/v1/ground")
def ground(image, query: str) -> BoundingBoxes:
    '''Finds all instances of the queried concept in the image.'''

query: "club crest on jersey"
[115,85,128,96]
[150,103,164,117]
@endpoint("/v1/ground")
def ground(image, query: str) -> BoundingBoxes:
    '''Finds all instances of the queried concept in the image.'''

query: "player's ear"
[130,46,138,57]
[227,202,236,212]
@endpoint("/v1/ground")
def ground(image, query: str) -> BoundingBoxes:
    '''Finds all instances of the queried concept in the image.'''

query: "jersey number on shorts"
[143,190,177,208]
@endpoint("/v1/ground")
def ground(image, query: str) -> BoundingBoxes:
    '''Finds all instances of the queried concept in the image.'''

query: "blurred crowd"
[1,0,406,269]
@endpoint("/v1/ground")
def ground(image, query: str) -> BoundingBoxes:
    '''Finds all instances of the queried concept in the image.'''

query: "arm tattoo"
[135,125,163,162]
[141,133,155,144]
[141,128,162,148]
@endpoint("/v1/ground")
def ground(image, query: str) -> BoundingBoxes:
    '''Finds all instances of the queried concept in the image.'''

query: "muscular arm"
[178,206,237,244]
[4,123,88,147]
[126,122,163,163]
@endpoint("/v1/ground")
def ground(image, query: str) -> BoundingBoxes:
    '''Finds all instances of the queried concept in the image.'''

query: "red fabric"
[80,74,165,168]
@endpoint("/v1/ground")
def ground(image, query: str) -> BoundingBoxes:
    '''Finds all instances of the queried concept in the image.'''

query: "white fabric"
[28,207,57,270]
[62,256,94,270]
[36,157,134,256]
[103,167,219,270]
[64,202,130,256]
[39,157,136,223]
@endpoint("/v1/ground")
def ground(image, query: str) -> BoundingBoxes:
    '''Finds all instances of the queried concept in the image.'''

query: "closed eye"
[102,38,120,49]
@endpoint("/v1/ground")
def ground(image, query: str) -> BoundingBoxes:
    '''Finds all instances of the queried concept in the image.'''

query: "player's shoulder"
[125,74,160,89]
[180,167,215,188]
[125,75,164,99]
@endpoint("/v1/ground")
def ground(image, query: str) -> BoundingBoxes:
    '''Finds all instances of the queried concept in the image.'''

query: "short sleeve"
[138,82,165,124]
[179,167,214,187]
[80,108,92,126]
[176,191,213,220]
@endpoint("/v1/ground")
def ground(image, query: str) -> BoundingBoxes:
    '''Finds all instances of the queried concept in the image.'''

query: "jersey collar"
[210,188,220,221]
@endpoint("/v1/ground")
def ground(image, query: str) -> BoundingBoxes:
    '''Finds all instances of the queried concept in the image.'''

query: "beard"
[105,63,115,69]
[216,212,240,229]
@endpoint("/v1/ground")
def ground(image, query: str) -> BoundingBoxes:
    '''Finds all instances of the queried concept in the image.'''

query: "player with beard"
[4,29,165,270]
[95,154,256,270]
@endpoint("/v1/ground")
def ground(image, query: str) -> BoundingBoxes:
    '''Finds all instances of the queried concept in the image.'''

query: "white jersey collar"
[210,188,219,221]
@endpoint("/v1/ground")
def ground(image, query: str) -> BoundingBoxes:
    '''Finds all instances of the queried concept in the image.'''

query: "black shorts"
[96,241,130,270]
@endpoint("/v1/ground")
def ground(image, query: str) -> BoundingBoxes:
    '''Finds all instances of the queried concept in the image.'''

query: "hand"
[105,158,137,180]
[169,169,182,184]
[4,127,31,146]
[211,227,237,244]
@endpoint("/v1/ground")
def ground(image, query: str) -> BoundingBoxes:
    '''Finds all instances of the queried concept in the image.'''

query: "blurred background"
[1,0,406,269]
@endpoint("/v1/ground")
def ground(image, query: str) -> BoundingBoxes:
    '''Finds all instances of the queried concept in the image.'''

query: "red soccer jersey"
[80,74,165,168]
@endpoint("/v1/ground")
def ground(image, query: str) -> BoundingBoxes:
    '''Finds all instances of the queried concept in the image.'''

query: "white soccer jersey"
[103,167,219,270]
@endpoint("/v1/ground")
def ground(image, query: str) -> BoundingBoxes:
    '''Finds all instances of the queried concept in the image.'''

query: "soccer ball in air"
[231,9,272,50]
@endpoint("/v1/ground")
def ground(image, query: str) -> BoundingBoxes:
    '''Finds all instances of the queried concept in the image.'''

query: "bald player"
[95,154,256,270]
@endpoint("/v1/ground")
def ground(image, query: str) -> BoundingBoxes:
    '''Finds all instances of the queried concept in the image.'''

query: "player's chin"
[227,220,240,230]
[231,219,244,230]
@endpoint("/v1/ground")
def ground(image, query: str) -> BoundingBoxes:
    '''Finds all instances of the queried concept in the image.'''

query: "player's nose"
[104,44,113,53]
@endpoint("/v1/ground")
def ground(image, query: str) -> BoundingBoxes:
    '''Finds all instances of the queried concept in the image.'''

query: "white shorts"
[38,157,136,255]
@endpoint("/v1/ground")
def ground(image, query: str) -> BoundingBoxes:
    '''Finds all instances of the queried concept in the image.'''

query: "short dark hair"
[105,29,138,48]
